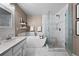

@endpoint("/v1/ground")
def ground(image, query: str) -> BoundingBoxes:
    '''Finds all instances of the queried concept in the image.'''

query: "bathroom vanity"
[0,37,27,56]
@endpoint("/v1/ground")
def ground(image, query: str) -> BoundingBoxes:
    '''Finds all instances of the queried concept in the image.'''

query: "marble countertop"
[0,36,26,55]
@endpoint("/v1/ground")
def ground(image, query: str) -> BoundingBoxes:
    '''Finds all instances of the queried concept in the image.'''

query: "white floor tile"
[34,48,69,56]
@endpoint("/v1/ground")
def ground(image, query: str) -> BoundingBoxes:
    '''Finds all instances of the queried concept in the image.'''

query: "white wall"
[27,16,42,32]
[0,4,15,40]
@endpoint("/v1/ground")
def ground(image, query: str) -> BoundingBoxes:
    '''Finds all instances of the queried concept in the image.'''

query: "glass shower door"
[65,4,73,55]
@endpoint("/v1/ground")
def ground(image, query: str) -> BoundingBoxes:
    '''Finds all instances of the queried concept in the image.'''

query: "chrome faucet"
[6,34,13,40]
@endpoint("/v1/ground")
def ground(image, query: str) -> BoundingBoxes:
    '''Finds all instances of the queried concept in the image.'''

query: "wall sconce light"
[30,26,34,32]
[37,26,42,32]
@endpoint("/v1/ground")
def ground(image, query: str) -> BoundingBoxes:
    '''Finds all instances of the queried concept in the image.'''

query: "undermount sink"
[3,37,16,43]
[3,39,11,43]
[0,37,21,45]
[0,37,16,45]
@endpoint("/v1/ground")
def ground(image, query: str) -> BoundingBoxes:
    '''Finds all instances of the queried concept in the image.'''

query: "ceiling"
[18,3,67,16]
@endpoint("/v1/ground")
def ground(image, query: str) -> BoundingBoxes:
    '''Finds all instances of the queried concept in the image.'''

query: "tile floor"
[34,47,69,56]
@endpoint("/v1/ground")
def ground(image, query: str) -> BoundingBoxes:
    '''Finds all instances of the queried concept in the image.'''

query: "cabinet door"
[3,48,12,56]
[14,48,22,56]
[22,39,27,56]
[23,48,26,56]
[13,42,22,54]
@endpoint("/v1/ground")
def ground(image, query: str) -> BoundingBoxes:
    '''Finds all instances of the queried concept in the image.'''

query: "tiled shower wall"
[42,4,68,48]
[51,4,68,48]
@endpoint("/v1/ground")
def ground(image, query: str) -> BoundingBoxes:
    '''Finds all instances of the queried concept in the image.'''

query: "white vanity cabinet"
[1,37,27,56]
[12,39,26,56]
[12,42,22,56]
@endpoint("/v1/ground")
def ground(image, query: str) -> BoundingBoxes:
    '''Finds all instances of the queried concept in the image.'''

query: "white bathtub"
[26,36,46,48]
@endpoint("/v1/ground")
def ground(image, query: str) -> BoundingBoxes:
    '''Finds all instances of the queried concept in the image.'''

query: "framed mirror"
[76,4,79,19]
[37,26,42,32]
[0,4,12,28]
[30,26,34,32]
[76,20,79,35]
